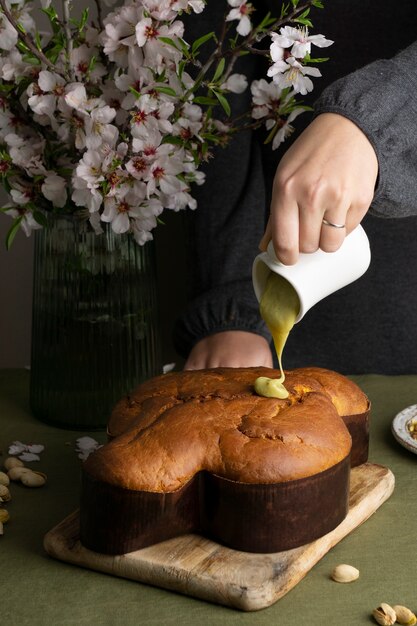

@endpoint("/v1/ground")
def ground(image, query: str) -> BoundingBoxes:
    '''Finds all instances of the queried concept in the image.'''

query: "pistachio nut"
[7,466,31,481]
[0,508,9,523]
[372,603,397,626]
[4,457,24,471]
[0,485,11,502]
[20,471,46,488]
[392,605,417,625]
[0,471,10,486]
[331,564,360,583]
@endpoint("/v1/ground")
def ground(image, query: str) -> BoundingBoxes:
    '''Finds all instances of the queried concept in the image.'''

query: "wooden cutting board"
[44,463,394,612]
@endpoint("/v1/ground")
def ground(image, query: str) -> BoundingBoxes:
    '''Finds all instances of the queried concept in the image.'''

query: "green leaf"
[291,0,299,5]
[263,122,279,145]
[161,135,184,145]
[35,31,42,51]
[17,22,27,35]
[280,3,289,18]
[293,17,313,26]
[193,96,218,105]
[129,86,141,98]
[212,58,225,82]
[202,133,222,143]
[312,0,324,7]
[177,37,190,55]
[303,56,329,63]
[158,37,180,50]
[5,217,23,250]
[213,90,231,116]
[88,55,97,72]
[191,31,215,54]
[32,211,48,227]
[79,8,89,32]
[153,85,177,97]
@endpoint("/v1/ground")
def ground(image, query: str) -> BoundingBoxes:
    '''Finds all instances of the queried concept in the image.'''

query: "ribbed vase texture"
[30,216,161,429]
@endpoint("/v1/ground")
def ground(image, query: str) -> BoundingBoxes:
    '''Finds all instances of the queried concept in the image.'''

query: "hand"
[259,113,379,265]
[184,331,273,370]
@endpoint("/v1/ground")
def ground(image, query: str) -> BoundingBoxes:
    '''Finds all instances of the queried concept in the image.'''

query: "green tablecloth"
[1,369,416,625]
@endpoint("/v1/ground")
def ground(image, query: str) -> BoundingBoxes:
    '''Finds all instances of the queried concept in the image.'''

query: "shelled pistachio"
[372,603,397,626]
[0,485,11,502]
[331,564,360,583]
[8,466,31,481]
[4,457,24,471]
[20,471,47,488]
[0,471,10,486]
[392,605,417,625]
[0,508,10,523]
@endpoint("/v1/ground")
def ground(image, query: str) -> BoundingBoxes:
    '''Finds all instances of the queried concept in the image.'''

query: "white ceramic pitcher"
[252,225,371,322]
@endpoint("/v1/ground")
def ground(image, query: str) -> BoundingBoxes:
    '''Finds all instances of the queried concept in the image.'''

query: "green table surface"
[1,370,417,626]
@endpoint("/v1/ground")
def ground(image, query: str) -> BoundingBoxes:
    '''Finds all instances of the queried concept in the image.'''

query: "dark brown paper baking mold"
[80,455,351,555]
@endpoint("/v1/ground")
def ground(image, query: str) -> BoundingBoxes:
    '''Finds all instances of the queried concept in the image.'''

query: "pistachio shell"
[4,457,24,471]
[392,606,417,626]
[372,603,397,626]
[0,471,10,486]
[7,466,31,481]
[0,485,11,501]
[0,508,10,523]
[331,564,360,583]
[20,471,46,488]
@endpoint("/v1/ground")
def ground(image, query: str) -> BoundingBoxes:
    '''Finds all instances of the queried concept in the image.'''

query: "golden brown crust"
[86,367,368,492]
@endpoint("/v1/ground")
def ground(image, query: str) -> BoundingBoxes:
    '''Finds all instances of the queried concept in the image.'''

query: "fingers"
[270,184,299,265]
[258,217,272,252]
[319,205,349,253]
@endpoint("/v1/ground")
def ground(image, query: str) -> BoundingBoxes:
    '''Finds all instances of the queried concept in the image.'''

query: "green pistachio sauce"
[255,273,300,399]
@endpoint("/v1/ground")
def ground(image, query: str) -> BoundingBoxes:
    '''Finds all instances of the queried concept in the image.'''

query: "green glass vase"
[30,215,161,429]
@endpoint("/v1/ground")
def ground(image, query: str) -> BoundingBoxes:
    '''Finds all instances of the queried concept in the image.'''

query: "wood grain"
[44,463,394,612]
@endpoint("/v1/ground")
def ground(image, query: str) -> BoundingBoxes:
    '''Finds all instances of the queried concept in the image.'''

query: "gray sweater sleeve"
[314,40,417,218]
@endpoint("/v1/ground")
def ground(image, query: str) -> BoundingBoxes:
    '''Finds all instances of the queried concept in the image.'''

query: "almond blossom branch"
[223,0,316,80]
[0,0,64,75]
[94,0,103,29]
[62,0,75,80]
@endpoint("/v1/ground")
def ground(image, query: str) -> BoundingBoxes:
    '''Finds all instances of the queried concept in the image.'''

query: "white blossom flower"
[251,78,284,119]
[0,49,31,80]
[84,105,119,149]
[102,183,148,234]
[75,436,102,461]
[141,0,177,21]
[5,132,47,175]
[41,173,67,208]
[131,198,164,243]
[27,71,66,121]
[4,207,42,237]
[221,73,248,94]
[0,13,19,50]
[145,152,185,197]
[172,0,205,13]
[267,56,321,95]
[102,5,145,67]
[136,19,185,70]
[271,26,333,59]
[70,44,107,83]
[72,177,103,213]
[266,107,305,150]
[226,0,253,37]
[10,181,34,205]
[9,441,45,461]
